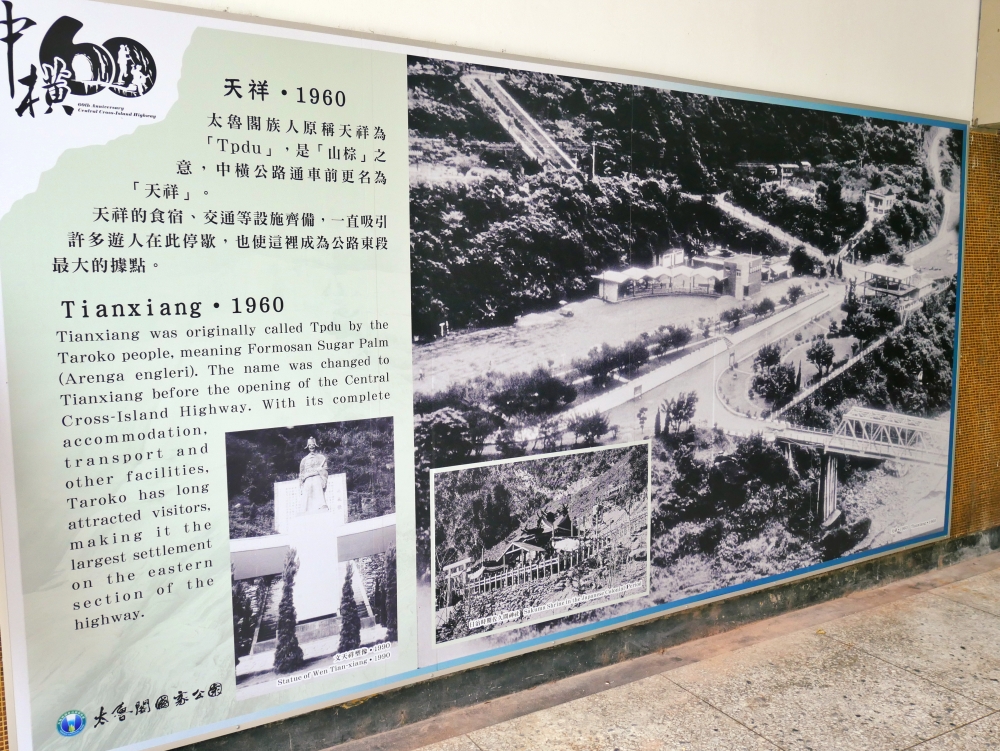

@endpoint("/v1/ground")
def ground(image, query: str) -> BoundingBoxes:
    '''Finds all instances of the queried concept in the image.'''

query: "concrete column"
[818,453,840,526]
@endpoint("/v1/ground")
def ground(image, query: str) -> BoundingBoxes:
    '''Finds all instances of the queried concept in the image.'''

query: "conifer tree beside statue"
[371,577,386,626]
[231,577,255,665]
[273,550,305,674]
[384,545,398,641]
[338,563,362,653]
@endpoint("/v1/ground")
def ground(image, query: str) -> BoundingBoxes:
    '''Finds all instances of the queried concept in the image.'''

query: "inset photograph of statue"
[226,418,397,699]
[431,442,650,644]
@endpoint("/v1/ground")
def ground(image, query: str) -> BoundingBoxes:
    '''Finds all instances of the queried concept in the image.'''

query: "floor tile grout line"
[432,580,1000,751]
[898,708,1000,749]
[340,559,1000,751]
[924,588,1000,619]
[659,632,995,751]
[818,633,1000,713]
[659,673,790,751]
[639,561,1000,686]
[821,631,1000,712]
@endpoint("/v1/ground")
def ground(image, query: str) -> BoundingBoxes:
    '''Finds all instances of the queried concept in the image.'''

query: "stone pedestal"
[286,511,347,621]
[273,474,348,533]
[227,475,394,623]
[270,474,376,622]
[229,469,396,646]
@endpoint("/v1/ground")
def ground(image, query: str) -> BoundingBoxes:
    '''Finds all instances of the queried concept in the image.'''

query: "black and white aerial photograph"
[431,443,650,644]
[409,56,961,659]
[226,418,398,698]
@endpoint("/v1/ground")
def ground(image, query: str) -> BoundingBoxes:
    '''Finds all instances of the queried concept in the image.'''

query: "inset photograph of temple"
[432,443,650,644]
[226,418,398,698]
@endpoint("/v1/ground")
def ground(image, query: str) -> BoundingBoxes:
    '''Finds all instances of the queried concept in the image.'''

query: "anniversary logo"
[3,3,156,118]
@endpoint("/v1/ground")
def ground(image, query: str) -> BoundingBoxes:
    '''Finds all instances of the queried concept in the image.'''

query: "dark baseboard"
[183,525,1000,751]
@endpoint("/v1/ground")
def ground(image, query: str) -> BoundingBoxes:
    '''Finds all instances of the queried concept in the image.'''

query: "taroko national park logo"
[57,710,86,737]
[3,3,156,117]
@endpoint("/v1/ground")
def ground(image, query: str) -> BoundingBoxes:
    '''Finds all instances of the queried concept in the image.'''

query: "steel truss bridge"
[776,407,950,467]
[771,407,950,525]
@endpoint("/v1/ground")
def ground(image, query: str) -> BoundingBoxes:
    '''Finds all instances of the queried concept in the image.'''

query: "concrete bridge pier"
[818,453,841,527]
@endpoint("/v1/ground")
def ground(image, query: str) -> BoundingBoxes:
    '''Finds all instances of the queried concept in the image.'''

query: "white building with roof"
[593,264,724,302]
[861,262,919,298]
[777,163,800,183]
[723,254,763,300]
[865,186,904,217]
[652,248,686,268]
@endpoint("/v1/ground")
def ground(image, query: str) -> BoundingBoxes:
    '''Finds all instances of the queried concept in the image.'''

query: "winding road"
[712,192,827,262]
[601,285,847,441]
[704,125,959,270]
[906,127,961,274]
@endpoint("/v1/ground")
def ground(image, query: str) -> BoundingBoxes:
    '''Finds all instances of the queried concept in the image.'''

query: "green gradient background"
[0,29,415,751]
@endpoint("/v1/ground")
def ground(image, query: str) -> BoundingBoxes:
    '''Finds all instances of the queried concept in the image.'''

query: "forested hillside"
[410,59,924,187]
[433,444,648,567]
[408,58,933,338]
[785,277,956,429]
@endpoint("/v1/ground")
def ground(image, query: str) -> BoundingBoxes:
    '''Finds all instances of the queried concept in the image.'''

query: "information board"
[0,2,964,749]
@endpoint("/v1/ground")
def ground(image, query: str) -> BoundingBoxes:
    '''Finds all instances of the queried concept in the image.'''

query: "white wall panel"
[145,0,982,120]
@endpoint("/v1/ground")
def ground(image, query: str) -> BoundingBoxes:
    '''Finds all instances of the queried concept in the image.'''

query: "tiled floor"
[336,551,1000,751]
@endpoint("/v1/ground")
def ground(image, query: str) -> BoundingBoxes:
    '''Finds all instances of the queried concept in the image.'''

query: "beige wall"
[975,0,1000,125]
[147,0,981,121]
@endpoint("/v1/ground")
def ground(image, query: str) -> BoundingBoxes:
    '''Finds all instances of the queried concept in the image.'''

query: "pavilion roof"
[863,263,916,282]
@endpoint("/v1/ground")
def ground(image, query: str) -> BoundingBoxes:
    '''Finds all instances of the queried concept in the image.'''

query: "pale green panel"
[0,27,413,751]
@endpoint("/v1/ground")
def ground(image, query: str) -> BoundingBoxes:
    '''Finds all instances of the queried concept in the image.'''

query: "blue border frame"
[114,54,970,751]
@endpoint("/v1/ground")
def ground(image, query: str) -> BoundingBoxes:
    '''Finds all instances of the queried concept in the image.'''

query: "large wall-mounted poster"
[409,57,963,670]
[0,1,963,750]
